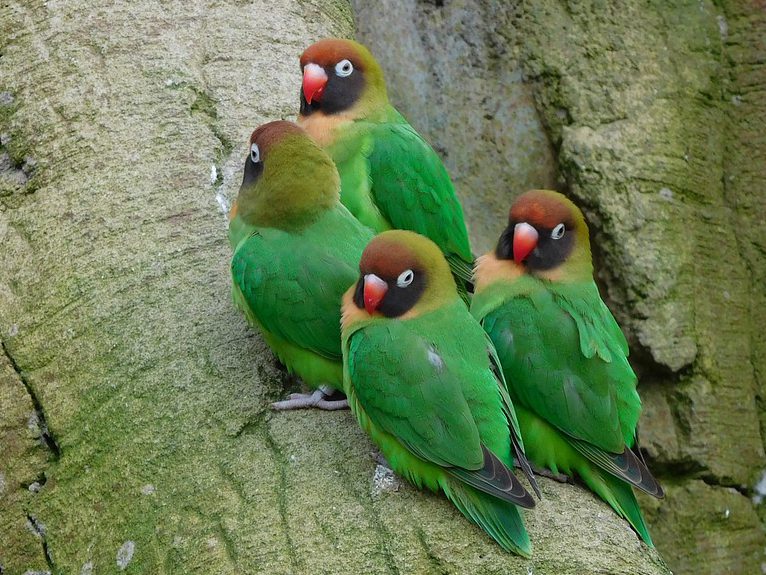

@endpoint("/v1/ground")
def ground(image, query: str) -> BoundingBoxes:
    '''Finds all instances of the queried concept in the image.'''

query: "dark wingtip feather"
[512,436,542,499]
[572,439,664,498]
[612,447,664,498]
[447,446,536,509]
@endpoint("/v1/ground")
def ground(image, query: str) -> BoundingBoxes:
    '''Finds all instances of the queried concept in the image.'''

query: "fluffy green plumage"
[230,121,372,393]
[328,112,473,271]
[473,277,640,453]
[299,39,474,298]
[473,278,654,544]
[342,232,535,555]
[472,190,662,546]
[232,209,370,389]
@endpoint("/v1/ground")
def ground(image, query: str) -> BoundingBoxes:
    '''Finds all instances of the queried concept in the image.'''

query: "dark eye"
[250,143,261,164]
[335,59,353,77]
[551,223,565,240]
[397,269,414,288]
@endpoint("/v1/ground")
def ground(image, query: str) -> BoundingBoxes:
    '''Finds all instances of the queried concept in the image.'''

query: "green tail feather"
[445,253,474,306]
[580,464,653,546]
[455,280,472,306]
[444,480,531,557]
[517,406,653,546]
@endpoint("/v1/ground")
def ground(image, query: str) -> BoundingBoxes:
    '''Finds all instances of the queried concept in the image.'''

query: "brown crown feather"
[249,121,305,156]
[509,189,578,229]
[300,38,370,72]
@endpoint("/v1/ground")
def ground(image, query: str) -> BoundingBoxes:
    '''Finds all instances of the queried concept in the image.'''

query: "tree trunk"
[355,1,766,574]
[0,1,726,573]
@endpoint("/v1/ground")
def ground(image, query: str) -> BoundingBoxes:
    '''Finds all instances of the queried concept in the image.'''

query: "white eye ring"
[551,223,565,240]
[397,269,414,288]
[250,143,260,164]
[335,59,353,77]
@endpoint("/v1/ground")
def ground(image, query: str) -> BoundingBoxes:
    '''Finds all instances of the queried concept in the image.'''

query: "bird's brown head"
[299,38,387,118]
[235,120,338,229]
[352,231,456,318]
[495,190,592,277]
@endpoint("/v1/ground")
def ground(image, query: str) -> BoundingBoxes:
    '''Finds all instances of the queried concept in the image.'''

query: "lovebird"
[229,120,372,410]
[341,230,538,556]
[298,38,474,301]
[471,190,664,545]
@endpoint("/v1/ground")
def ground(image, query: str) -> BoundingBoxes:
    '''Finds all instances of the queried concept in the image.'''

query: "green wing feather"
[553,282,630,361]
[346,318,484,469]
[345,303,534,508]
[231,208,371,360]
[330,110,474,293]
[481,289,631,453]
[343,303,534,554]
[365,119,472,262]
[476,277,662,496]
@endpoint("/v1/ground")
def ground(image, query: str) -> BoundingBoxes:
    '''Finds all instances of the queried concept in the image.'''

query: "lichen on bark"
[353,1,766,573]
[0,0,730,573]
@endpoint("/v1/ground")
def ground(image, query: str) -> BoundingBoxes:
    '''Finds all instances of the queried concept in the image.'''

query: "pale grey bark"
[354,1,766,573]
[0,0,718,573]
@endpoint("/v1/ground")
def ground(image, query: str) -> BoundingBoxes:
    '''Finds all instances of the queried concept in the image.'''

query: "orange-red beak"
[303,63,328,104]
[513,222,538,264]
[363,274,388,314]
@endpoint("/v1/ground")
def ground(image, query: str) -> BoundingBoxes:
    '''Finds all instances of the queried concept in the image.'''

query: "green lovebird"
[341,230,538,556]
[298,38,474,301]
[471,190,664,545]
[229,120,373,410]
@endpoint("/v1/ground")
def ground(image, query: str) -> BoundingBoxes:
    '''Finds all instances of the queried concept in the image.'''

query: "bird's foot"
[271,386,349,411]
[513,460,571,483]
[370,448,391,469]
[532,465,571,484]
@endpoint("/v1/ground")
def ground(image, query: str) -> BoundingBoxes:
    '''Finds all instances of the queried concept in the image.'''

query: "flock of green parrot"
[228,38,663,557]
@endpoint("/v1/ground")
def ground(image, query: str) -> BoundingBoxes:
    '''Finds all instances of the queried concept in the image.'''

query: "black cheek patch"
[495,224,515,261]
[378,274,426,318]
[526,230,574,271]
[322,72,365,114]
[241,157,263,189]
[352,277,365,310]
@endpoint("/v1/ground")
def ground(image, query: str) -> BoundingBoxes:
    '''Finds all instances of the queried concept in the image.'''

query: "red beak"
[513,222,539,264]
[303,63,328,104]
[363,274,388,314]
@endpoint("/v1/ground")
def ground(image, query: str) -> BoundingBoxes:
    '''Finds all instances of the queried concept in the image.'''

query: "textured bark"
[0,1,673,574]
[354,0,766,573]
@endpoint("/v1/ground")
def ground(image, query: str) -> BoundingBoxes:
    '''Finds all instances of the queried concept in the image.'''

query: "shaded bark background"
[354,0,766,573]
[0,1,671,574]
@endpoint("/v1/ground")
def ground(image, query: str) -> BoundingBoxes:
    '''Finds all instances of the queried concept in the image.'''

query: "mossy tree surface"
[354,0,766,573]
[0,1,671,574]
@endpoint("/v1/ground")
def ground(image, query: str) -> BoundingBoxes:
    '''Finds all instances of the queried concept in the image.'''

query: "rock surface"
[354,0,766,573]
[0,1,671,573]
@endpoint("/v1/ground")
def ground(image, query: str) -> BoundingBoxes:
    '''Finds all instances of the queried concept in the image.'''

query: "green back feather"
[327,106,474,291]
[472,275,641,454]
[232,207,371,361]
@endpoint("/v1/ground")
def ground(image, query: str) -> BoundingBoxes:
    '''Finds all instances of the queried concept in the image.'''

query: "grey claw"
[271,388,349,411]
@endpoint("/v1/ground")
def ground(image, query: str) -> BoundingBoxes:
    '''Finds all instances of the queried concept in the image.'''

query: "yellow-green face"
[236,120,338,229]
